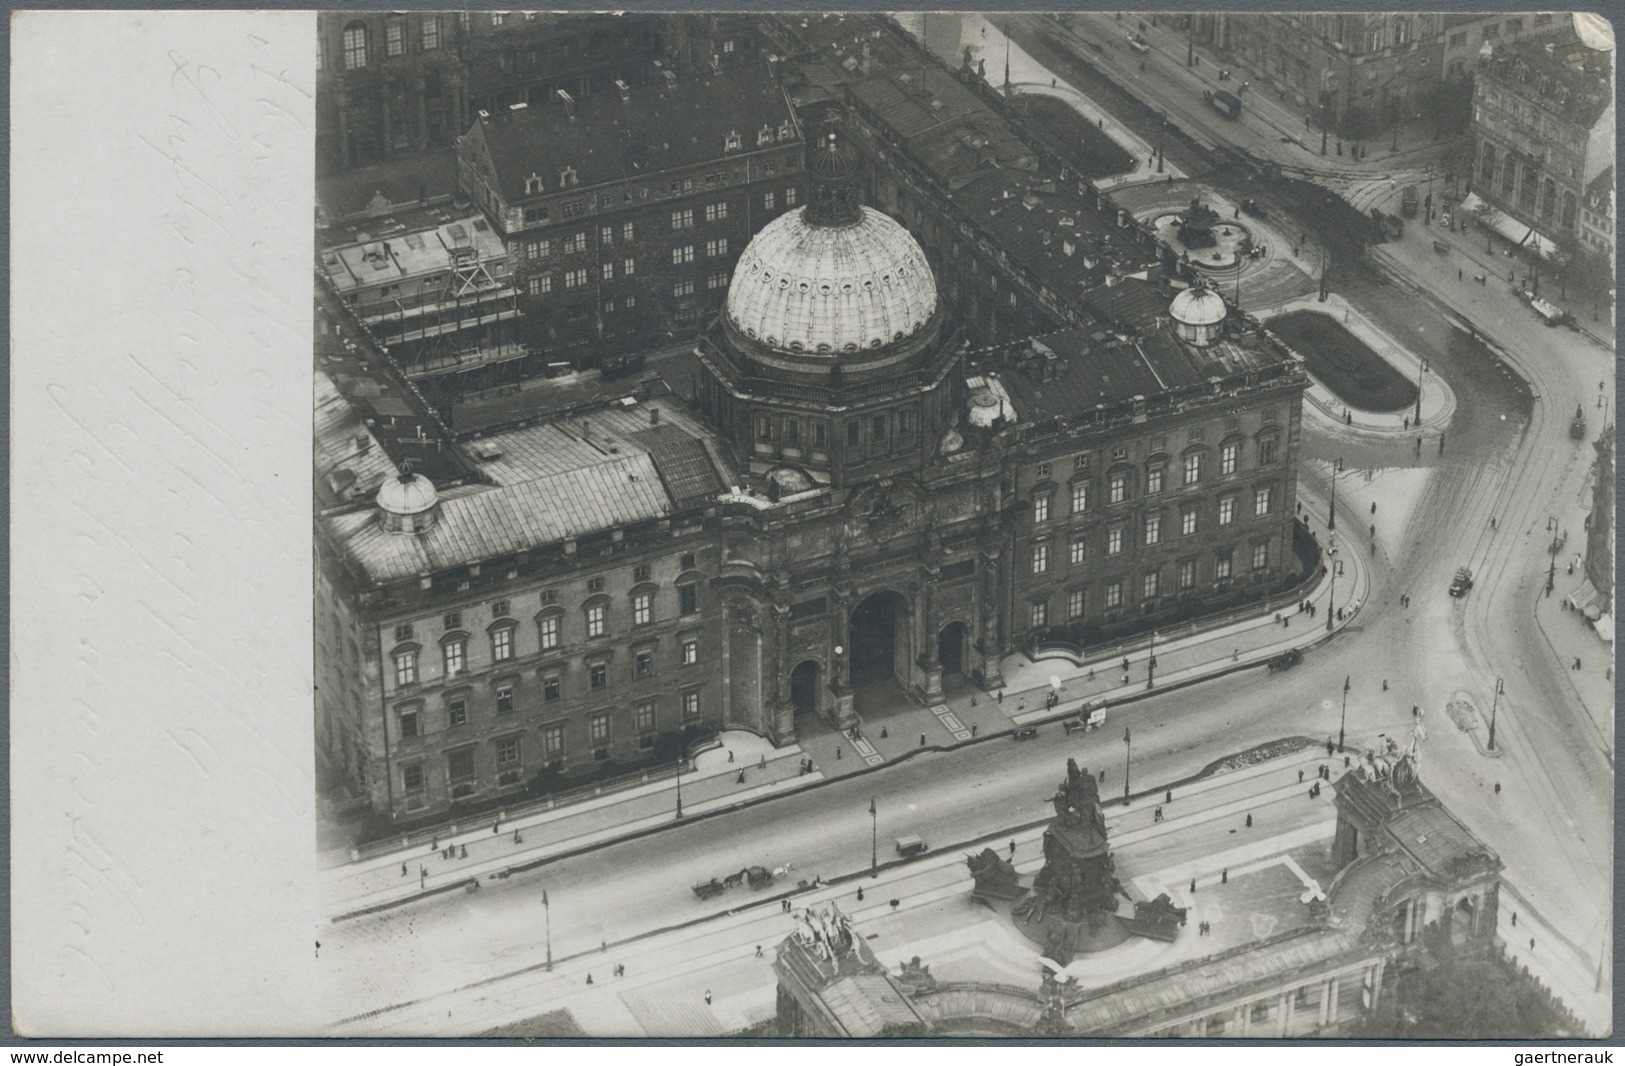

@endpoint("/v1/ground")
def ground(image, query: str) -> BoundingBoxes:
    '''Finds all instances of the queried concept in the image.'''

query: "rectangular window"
[1254,486,1273,517]
[1218,496,1236,526]
[543,724,565,757]
[1258,438,1278,466]
[1183,452,1202,484]
[587,576,605,594]
[672,245,695,265]
[1221,441,1239,476]
[600,261,614,281]
[622,257,636,277]
[565,268,587,289]
[671,209,694,230]
[873,415,887,440]
[1142,572,1159,600]
[495,683,514,714]
[785,187,797,206]
[764,192,776,211]
[1105,581,1122,608]
[586,604,606,638]
[672,279,695,297]
[492,627,513,662]
[496,736,520,767]
[448,698,467,727]
[1144,514,1162,546]
[636,700,656,734]
[444,611,462,631]
[812,423,827,449]
[492,600,510,618]
[1182,507,1198,536]
[633,564,650,582]
[448,749,474,782]
[633,591,653,626]
[395,623,414,642]
[564,232,587,253]
[1033,495,1050,524]
[635,649,654,679]
[1449,31,1466,47]
[386,20,405,57]
[1215,551,1233,580]
[1252,541,1270,571]
[1147,467,1164,494]
[443,640,465,677]
[1070,537,1087,566]
[422,17,440,50]
[705,238,728,258]
[681,638,698,665]
[539,615,560,650]
[683,690,701,721]
[402,763,424,791]
[399,707,419,738]
[1067,589,1086,620]
[600,225,614,246]
[1072,482,1089,513]
[707,271,729,290]
[343,24,368,69]
[1178,559,1197,590]
[543,673,561,701]
[846,421,860,446]
[1109,473,1127,504]
[1030,601,1048,629]
[1035,462,1051,479]
[528,275,552,296]
[589,662,608,689]
[1107,526,1123,556]
[706,202,728,222]
[679,585,698,616]
[1032,543,1049,574]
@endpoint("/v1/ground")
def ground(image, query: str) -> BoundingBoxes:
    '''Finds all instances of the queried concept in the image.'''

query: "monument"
[1011,758,1136,965]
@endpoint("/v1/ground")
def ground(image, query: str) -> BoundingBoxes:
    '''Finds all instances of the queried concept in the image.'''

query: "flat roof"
[321,215,506,294]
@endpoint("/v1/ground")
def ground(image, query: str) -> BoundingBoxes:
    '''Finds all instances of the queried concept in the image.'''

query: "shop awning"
[1459,194,1560,261]
[1566,576,1605,621]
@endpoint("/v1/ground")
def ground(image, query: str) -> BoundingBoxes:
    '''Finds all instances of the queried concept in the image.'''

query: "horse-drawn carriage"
[691,878,726,901]
[1266,648,1303,673]
[692,864,785,900]
[1062,698,1110,734]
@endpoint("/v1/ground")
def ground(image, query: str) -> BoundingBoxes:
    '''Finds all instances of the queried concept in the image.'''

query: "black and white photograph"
[11,5,1618,1045]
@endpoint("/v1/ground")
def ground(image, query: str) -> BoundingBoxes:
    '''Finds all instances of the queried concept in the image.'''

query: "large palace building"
[317,124,1310,825]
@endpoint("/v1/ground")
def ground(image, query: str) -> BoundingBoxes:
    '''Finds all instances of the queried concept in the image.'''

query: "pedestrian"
[1122,657,1130,673]
[759,754,767,771]
[971,723,979,737]
[1326,740,1335,756]
[401,863,408,878]
[492,822,499,835]
[1530,938,1535,952]
[1574,657,1582,671]
[1123,672,1130,685]
[920,733,927,747]
[1370,502,1376,515]
[880,726,888,739]
[1221,868,1228,884]
[1245,813,1253,828]
[756,944,764,958]
[1232,648,1239,661]
[782,898,791,913]
[1490,517,1497,531]
[1165,790,1172,804]
[997,689,1003,703]
[1298,769,1304,783]
[1369,523,1376,538]
[1018,698,1025,713]
[1190,878,1197,894]
[890,899,900,910]
[420,865,427,878]
[705,990,712,1006]
[1511,912,1517,927]
[738,769,747,783]
[586,973,594,985]
[1154,805,1164,822]
[728,750,735,763]
[1458,268,1463,281]
[835,747,842,761]
[514,830,522,845]
[857,886,864,901]
[1382,679,1388,691]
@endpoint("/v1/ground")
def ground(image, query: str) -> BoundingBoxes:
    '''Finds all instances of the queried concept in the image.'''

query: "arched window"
[1540,178,1557,222]
[343,20,368,70]
[1501,157,1516,196]
[1480,143,1497,183]
[1561,191,1578,232]
[1519,162,1538,210]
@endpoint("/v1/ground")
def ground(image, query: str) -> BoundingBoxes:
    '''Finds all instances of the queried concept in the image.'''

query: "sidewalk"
[1532,567,1615,755]
[326,483,1371,920]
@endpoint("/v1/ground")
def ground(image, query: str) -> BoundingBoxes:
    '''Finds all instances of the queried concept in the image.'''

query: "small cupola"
[376,463,440,534]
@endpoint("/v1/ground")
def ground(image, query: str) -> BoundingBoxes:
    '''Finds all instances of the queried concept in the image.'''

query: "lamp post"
[675,750,685,820]
[1186,16,1194,66]
[1156,113,1166,174]
[1488,677,1504,751]
[1326,558,1341,633]
[1146,631,1157,690]
[1338,674,1350,753]
[1546,517,1558,595]
[1414,358,1428,427]
[543,888,553,971]
[1328,457,1343,531]
[1123,726,1133,801]
[869,797,878,877]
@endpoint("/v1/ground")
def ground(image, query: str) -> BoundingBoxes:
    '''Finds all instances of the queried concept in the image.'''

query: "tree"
[1567,247,1615,321]
[1349,957,1576,1039]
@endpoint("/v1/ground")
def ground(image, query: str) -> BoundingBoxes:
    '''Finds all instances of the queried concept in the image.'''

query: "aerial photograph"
[309,10,1615,1039]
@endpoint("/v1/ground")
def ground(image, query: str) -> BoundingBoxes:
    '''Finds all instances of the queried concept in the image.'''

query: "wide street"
[320,12,1614,1036]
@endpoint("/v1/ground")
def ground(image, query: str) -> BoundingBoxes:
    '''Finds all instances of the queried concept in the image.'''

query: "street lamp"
[675,750,685,820]
[543,888,553,971]
[1488,677,1504,751]
[1338,674,1350,753]
[1156,113,1166,174]
[1123,726,1133,800]
[869,797,878,877]
[1326,557,1342,633]
[1414,358,1428,427]
[1146,631,1157,690]
[1328,457,1344,531]
[1546,517,1558,595]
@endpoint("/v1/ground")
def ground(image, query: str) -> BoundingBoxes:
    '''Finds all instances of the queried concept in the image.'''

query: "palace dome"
[1169,285,1227,328]
[725,126,938,357]
[376,469,439,533]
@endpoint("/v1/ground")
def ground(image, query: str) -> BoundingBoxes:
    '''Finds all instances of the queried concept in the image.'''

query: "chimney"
[650,407,661,425]
[615,78,631,102]
[582,420,591,441]
[355,434,370,455]
[556,89,575,119]
[663,69,678,90]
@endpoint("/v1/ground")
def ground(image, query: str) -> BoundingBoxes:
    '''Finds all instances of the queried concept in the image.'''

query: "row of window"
[396,637,704,737]
[399,690,706,793]
[1033,439,1278,519]
[332,17,441,71]
[1028,542,1272,628]
[1032,487,1276,573]
[754,409,915,449]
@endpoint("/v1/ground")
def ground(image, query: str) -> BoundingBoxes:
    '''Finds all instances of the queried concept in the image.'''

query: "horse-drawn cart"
[692,878,726,901]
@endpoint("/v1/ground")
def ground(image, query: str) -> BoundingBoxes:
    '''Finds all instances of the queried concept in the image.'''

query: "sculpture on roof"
[1359,716,1425,799]
[966,847,1027,902]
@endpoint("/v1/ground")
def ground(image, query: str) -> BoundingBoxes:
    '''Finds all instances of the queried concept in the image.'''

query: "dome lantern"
[1169,282,1228,347]
[804,120,863,228]
[376,463,439,534]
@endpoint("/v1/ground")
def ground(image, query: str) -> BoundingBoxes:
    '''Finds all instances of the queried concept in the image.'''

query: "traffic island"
[1266,310,1417,412]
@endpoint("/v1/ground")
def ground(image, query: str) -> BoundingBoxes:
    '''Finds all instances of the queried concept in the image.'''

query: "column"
[1233,1004,1248,1035]
[1318,977,1333,1027]
[1326,974,1341,1029]
[919,569,943,702]
[830,592,856,730]
[1278,991,1294,1037]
